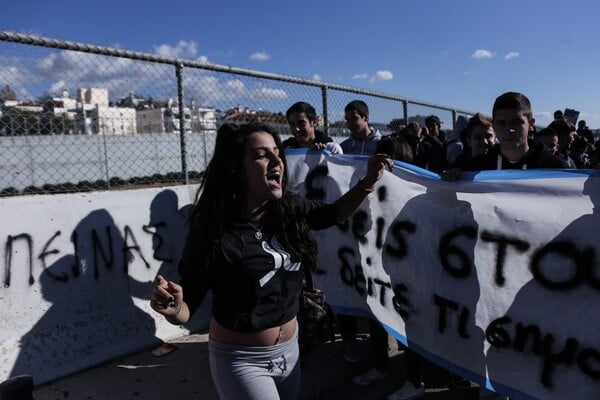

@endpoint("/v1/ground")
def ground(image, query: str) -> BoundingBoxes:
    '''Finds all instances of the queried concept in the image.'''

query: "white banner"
[286,149,599,400]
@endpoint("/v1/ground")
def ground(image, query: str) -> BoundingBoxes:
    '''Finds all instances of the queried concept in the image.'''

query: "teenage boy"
[440,92,566,399]
[340,100,382,155]
[284,101,343,154]
[536,127,560,156]
[442,92,566,180]
[423,115,448,173]
[337,100,381,363]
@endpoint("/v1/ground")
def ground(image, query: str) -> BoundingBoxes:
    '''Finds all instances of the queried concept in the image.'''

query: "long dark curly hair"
[188,122,318,271]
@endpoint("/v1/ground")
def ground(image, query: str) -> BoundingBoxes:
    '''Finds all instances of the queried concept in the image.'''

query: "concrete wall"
[0,185,211,385]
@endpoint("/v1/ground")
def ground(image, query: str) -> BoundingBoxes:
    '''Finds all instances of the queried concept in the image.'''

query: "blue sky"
[1,0,599,128]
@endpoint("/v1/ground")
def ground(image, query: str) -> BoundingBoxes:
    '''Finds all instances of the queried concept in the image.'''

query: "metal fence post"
[175,63,189,184]
[402,100,408,125]
[321,85,329,135]
[451,110,457,132]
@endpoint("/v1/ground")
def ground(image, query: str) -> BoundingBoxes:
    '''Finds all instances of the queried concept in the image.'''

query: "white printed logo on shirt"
[258,236,301,287]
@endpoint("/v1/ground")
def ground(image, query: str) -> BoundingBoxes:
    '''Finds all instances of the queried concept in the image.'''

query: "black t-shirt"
[178,194,337,332]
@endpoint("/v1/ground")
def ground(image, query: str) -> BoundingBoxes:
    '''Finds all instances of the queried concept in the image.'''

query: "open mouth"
[266,171,282,187]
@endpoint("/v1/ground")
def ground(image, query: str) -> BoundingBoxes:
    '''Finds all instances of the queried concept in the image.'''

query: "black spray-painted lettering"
[480,231,530,286]
[377,185,387,202]
[384,220,417,259]
[336,219,350,233]
[92,226,114,279]
[123,225,151,273]
[485,316,598,387]
[540,335,578,388]
[4,234,34,287]
[374,187,387,248]
[339,246,355,286]
[485,316,512,348]
[458,306,470,338]
[356,266,367,297]
[392,283,410,319]
[71,230,82,278]
[513,322,542,355]
[39,231,68,282]
[438,226,477,278]
[373,278,391,307]
[375,217,385,249]
[351,210,369,244]
[577,348,600,380]
[337,244,410,320]
[433,294,470,338]
[530,241,598,291]
[434,294,458,334]
[2,223,158,288]
[339,246,367,296]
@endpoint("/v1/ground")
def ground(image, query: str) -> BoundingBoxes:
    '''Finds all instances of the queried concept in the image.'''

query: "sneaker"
[343,341,361,362]
[388,381,425,400]
[352,367,387,386]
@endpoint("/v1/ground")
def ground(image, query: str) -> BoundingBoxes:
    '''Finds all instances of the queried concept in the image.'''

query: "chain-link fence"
[0,31,477,197]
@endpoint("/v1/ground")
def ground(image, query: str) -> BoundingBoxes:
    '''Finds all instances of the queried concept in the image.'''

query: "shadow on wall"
[9,188,208,385]
[382,187,486,386]
[147,189,211,332]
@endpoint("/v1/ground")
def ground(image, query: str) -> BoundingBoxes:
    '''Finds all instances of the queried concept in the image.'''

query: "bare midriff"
[209,316,297,347]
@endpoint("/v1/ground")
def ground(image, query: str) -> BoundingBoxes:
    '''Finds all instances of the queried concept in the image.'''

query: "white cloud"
[370,70,394,83]
[250,51,270,61]
[252,87,288,101]
[505,52,519,60]
[312,74,322,81]
[471,49,494,59]
[154,40,198,59]
[36,52,57,70]
[2,48,295,109]
[224,79,246,92]
[351,73,368,80]
[536,111,552,119]
[185,77,289,105]
[197,55,209,64]
[48,80,67,94]
[0,58,38,100]
[185,75,228,104]
[33,50,162,98]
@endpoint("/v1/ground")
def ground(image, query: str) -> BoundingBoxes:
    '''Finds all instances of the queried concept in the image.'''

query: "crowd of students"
[285,94,600,182]
[151,92,595,400]
[387,100,598,179]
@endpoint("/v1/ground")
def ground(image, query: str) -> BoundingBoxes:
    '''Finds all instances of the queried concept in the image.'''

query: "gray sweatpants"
[208,326,300,400]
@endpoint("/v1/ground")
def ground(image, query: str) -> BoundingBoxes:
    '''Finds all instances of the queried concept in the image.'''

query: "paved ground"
[30,326,481,400]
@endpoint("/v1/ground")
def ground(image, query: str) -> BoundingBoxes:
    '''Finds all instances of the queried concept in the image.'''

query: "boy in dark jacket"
[442,92,566,180]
